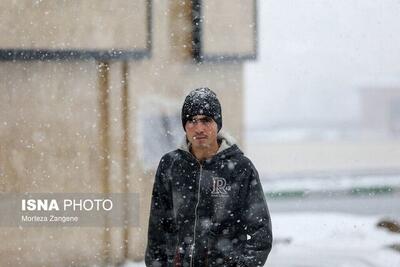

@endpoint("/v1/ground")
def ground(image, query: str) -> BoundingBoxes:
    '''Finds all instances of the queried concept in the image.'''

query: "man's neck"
[190,141,220,162]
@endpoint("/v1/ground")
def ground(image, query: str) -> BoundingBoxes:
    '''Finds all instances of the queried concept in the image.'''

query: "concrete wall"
[247,140,400,178]
[0,0,148,50]
[360,88,400,136]
[0,0,249,266]
[0,61,111,265]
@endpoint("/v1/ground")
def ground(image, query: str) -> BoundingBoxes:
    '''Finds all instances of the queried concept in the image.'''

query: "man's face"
[185,115,218,149]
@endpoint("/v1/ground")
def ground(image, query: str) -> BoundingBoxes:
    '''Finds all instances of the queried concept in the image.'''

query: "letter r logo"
[212,177,228,196]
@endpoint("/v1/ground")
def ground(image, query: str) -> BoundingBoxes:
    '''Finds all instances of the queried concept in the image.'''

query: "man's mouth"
[193,136,207,140]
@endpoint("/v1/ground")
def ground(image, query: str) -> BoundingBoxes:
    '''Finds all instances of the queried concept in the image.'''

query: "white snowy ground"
[263,175,400,195]
[121,212,400,267]
[268,212,400,267]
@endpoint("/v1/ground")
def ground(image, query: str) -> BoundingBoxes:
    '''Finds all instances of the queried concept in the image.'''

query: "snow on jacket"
[145,132,272,267]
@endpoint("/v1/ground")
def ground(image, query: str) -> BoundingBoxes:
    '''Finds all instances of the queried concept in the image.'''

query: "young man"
[145,88,272,267]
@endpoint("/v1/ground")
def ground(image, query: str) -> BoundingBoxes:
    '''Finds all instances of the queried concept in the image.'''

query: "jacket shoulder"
[233,153,259,175]
[161,149,183,161]
[157,149,184,167]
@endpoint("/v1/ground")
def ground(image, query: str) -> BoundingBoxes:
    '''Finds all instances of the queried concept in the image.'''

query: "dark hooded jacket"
[145,132,272,267]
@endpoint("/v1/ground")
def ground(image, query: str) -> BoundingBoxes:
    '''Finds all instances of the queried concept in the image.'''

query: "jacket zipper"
[190,163,202,267]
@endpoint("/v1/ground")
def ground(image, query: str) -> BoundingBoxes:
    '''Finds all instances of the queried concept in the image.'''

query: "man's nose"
[194,123,206,132]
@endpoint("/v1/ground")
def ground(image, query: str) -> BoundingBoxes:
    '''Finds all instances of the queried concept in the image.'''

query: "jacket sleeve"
[145,157,176,266]
[236,163,273,267]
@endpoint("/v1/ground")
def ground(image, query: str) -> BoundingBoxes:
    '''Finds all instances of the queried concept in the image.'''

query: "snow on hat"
[181,87,222,132]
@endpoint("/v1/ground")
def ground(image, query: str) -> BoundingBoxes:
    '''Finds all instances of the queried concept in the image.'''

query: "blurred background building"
[0,0,256,266]
[245,0,400,180]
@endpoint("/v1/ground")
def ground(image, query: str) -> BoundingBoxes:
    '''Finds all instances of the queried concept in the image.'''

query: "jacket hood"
[178,130,240,158]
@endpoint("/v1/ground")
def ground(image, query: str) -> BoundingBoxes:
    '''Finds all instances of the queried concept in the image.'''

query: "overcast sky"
[245,0,400,131]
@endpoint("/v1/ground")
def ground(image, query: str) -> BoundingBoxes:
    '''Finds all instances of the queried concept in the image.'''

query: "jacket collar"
[179,130,237,155]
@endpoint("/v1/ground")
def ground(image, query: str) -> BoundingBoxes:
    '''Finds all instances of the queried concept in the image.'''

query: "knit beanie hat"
[181,87,222,132]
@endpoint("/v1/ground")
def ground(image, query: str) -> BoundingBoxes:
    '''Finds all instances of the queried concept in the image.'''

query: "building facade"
[0,0,257,266]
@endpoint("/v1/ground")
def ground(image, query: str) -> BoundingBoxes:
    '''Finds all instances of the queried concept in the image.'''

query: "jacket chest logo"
[211,177,230,197]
